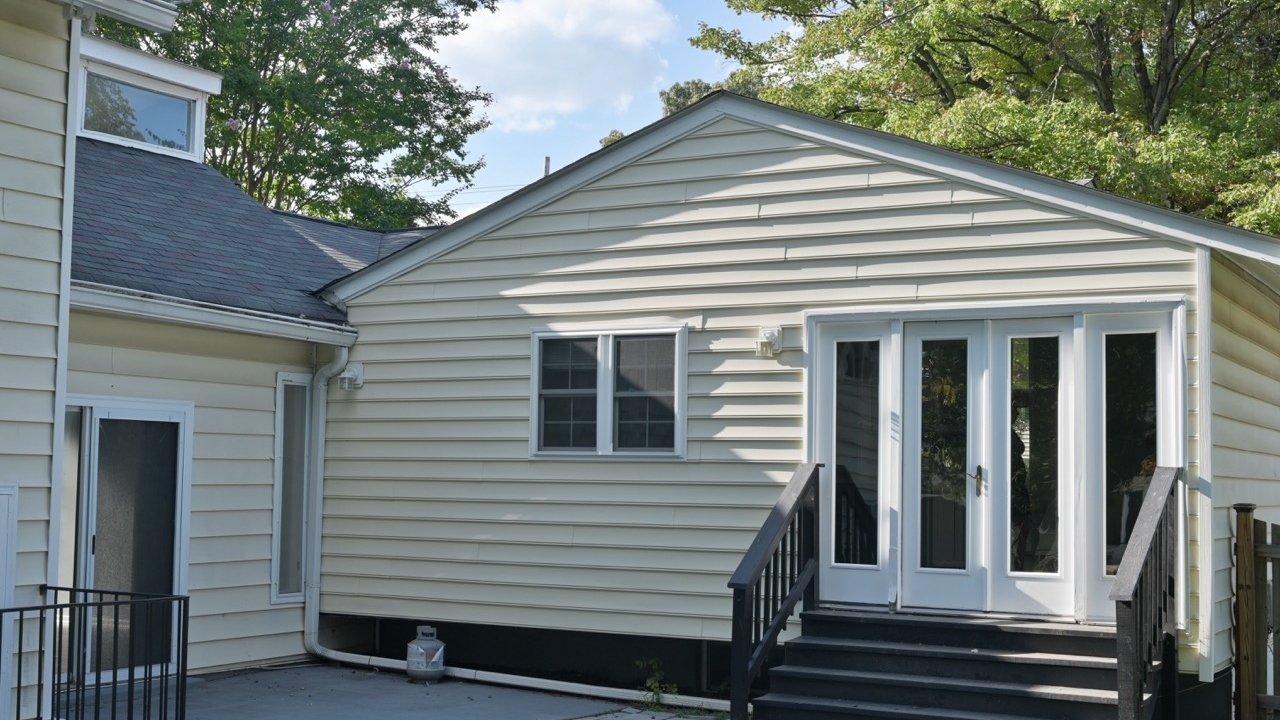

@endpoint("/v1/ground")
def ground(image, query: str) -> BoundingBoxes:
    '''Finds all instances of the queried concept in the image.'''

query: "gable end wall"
[327,119,1204,664]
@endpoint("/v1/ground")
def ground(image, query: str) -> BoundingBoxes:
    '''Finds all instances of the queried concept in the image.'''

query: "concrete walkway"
[185,664,720,720]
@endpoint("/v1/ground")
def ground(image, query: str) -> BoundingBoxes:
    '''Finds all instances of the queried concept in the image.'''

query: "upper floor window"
[532,326,687,458]
[84,72,193,152]
[79,36,221,161]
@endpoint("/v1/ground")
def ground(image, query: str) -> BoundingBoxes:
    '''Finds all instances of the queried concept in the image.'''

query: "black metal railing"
[1,586,189,720]
[1109,466,1181,720]
[727,463,821,720]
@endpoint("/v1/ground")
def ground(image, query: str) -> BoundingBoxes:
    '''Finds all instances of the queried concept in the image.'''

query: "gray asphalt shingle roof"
[274,212,439,272]
[72,138,438,324]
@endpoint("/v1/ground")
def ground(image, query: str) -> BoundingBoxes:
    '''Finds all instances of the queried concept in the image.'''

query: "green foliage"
[599,128,626,147]
[692,0,1280,234]
[99,0,496,228]
[635,658,678,709]
[659,67,763,116]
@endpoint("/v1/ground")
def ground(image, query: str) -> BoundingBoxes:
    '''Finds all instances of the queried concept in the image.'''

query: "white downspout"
[297,346,729,711]
[302,345,401,667]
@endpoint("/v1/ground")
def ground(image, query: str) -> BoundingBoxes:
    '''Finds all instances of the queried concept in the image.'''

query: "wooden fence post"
[1237,503,1258,720]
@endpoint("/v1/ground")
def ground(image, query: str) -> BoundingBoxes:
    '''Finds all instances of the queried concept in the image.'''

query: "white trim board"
[325,93,1280,305]
[72,283,358,347]
[0,484,19,720]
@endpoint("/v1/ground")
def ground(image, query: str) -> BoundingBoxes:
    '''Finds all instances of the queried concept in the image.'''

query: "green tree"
[693,0,1280,233]
[659,67,763,115]
[99,0,496,228]
[599,128,626,147]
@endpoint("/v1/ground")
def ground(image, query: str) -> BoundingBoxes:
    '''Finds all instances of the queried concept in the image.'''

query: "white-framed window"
[78,36,220,161]
[530,326,688,458]
[271,373,311,603]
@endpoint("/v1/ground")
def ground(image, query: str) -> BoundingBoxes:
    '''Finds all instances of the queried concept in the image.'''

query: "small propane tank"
[406,625,445,682]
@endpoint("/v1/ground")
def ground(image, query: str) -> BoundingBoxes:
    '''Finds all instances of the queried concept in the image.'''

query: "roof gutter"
[72,283,358,347]
[56,0,178,32]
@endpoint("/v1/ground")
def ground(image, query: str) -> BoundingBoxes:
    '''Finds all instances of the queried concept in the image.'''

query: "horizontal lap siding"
[69,313,312,672]
[0,1,66,644]
[329,119,1199,641]
[1209,256,1280,672]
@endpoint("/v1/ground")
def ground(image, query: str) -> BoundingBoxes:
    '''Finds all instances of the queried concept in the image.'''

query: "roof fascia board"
[724,101,1280,266]
[58,0,178,33]
[81,35,222,94]
[323,108,730,305]
[72,284,358,347]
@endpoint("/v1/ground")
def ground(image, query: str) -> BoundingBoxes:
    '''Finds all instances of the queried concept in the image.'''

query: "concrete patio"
[184,664,721,720]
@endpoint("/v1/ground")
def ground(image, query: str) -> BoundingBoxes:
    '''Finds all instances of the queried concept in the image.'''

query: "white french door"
[817,318,1077,617]
[901,321,988,611]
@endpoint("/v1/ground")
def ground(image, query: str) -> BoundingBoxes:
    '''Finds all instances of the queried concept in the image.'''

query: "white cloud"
[437,0,677,132]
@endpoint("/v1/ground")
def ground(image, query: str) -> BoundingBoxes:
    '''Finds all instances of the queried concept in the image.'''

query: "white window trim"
[78,59,209,161]
[271,373,311,604]
[529,324,688,460]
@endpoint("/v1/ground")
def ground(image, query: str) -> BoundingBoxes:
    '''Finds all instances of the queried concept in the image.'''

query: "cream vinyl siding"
[330,119,1201,647]
[0,0,66,624]
[1208,255,1280,673]
[68,312,313,672]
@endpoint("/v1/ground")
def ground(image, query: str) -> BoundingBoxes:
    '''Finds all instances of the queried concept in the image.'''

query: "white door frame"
[985,317,1076,617]
[805,298,1187,623]
[1080,312,1185,622]
[900,320,988,612]
[812,321,900,607]
[66,395,194,681]
[68,395,194,598]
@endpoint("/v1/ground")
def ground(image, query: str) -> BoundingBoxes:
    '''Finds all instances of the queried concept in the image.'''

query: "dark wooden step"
[800,609,1117,658]
[753,693,1050,720]
[784,635,1118,690]
[767,666,1122,720]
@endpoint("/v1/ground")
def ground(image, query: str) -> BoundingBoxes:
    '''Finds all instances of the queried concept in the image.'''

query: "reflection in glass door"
[988,319,1075,617]
[902,322,985,611]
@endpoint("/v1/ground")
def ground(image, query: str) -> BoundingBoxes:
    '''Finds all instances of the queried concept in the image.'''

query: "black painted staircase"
[752,609,1132,720]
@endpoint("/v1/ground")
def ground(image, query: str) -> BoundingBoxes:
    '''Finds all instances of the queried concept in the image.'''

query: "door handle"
[969,466,984,497]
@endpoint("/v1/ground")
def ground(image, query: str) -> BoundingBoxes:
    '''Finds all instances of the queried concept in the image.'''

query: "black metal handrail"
[727,462,821,720]
[1,585,189,720]
[1109,466,1181,720]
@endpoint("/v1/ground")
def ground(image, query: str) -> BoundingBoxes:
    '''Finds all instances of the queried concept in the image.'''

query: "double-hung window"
[533,327,686,457]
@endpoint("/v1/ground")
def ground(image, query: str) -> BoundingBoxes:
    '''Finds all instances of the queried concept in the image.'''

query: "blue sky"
[421,0,787,216]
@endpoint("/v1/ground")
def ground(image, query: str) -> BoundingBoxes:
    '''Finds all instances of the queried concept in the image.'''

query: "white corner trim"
[1195,247,1216,682]
[71,283,358,346]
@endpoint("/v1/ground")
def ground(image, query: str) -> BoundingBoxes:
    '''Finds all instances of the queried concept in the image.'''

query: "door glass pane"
[93,418,178,671]
[1009,337,1060,574]
[1104,333,1158,574]
[835,341,879,565]
[919,339,968,570]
